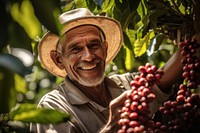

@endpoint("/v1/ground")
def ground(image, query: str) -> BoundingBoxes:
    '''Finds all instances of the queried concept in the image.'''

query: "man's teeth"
[81,64,97,70]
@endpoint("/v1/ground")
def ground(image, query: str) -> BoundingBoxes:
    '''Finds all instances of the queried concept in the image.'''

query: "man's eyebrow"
[63,37,102,51]
[89,39,101,43]
[68,39,101,49]
[66,42,79,50]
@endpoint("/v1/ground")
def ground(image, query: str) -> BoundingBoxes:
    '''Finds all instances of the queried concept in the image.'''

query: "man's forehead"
[57,25,98,47]
[59,25,104,43]
[57,25,105,52]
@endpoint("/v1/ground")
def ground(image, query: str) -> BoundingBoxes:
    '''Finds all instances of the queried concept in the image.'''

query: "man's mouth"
[77,60,101,70]
[80,63,97,70]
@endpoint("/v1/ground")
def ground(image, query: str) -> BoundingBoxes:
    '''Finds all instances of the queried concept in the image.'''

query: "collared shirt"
[30,73,170,133]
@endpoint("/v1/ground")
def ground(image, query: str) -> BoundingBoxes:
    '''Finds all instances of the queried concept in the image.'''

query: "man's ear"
[104,41,108,56]
[50,50,65,70]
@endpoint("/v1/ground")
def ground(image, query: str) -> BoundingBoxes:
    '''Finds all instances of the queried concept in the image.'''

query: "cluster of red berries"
[118,39,200,133]
[158,39,200,132]
[118,63,164,133]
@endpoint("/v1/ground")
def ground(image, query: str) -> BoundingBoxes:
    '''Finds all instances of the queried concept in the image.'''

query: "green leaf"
[14,74,27,94]
[134,31,154,57]
[136,1,150,38]
[101,0,115,12]
[125,45,135,71]
[75,0,88,8]
[10,0,41,39]
[178,3,186,14]
[9,104,70,124]
[0,54,32,76]
[137,0,147,18]
[75,0,97,11]
[148,33,165,56]
[30,0,62,35]
[113,6,131,29]
[9,104,37,119]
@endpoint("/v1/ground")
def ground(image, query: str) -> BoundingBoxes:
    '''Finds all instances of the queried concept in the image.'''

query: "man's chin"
[79,76,105,87]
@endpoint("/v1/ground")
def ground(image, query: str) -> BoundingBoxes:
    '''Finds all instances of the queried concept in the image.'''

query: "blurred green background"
[0,0,199,132]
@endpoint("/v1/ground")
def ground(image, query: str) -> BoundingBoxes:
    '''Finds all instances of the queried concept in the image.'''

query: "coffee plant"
[118,39,200,133]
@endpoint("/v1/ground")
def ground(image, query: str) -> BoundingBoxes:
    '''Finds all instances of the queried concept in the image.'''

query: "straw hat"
[39,8,123,78]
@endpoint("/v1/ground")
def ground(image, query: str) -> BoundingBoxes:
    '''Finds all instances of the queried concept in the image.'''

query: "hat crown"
[39,8,123,78]
[59,8,94,24]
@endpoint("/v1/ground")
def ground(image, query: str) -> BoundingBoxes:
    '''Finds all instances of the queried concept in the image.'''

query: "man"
[30,8,183,133]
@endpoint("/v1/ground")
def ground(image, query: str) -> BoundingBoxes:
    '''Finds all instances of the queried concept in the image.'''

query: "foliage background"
[0,0,200,132]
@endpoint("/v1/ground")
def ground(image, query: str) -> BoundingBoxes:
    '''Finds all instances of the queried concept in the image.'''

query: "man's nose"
[81,47,95,61]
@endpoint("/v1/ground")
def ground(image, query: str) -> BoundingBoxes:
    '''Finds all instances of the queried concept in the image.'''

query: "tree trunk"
[193,0,200,34]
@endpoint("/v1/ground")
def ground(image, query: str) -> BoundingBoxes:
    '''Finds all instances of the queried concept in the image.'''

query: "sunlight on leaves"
[125,45,135,71]
[134,31,154,57]
[101,0,115,12]
[75,0,88,8]
[137,0,147,17]
[10,0,41,39]
[14,74,27,94]
[9,103,70,124]
[179,3,186,15]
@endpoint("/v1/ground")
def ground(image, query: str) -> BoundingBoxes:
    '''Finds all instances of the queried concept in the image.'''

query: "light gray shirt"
[30,73,170,133]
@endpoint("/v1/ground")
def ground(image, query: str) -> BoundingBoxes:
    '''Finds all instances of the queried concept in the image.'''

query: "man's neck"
[69,78,111,107]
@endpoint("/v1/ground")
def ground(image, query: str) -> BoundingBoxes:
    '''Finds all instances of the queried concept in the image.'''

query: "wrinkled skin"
[50,25,113,107]
[52,25,107,87]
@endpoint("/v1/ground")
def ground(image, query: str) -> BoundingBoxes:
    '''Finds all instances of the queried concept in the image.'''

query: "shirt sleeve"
[29,90,81,133]
[30,121,79,133]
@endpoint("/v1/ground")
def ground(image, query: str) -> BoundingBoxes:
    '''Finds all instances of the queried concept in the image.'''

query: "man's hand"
[100,90,131,133]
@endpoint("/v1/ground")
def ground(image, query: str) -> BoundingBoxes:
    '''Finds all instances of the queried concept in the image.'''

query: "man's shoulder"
[41,89,62,99]
[37,84,67,106]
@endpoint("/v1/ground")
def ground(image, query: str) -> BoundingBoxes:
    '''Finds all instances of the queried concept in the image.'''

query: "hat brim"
[39,16,123,78]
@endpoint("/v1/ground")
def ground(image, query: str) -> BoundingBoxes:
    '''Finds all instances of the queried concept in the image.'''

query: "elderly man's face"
[58,25,107,87]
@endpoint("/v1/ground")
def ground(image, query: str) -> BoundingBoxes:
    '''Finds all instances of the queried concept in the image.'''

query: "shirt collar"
[104,77,123,98]
[62,77,90,105]
[62,76,123,106]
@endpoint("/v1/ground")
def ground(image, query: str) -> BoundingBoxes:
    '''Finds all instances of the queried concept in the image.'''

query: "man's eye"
[90,43,100,49]
[72,47,82,52]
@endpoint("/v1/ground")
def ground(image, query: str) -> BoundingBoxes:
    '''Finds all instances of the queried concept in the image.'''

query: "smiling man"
[53,25,107,87]
[30,8,183,133]
[50,25,111,107]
